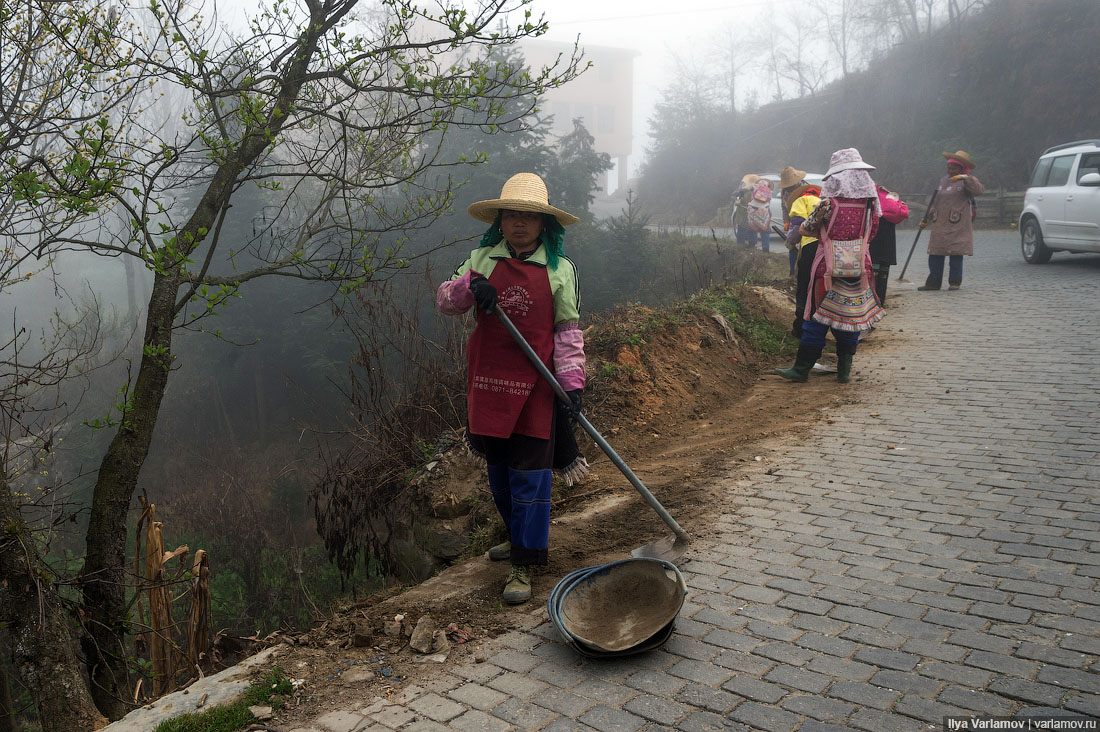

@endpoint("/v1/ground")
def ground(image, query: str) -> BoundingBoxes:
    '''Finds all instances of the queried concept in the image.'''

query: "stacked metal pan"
[547,558,687,658]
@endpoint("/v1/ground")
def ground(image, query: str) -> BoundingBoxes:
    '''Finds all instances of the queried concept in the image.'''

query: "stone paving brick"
[745,620,801,642]
[988,678,1068,707]
[764,664,832,694]
[848,709,926,732]
[1065,694,1100,718]
[839,624,907,650]
[674,682,741,715]
[1037,666,1100,695]
[314,711,369,732]
[947,629,1016,654]
[826,681,901,710]
[964,650,1038,679]
[623,670,686,697]
[938,686,1017,716]
[569,678,636,706]
[448,709,512,732]
[678,710,747,732]
[408,693,466,723]
[491,698,557,729]
[531,687,596,718]
[367,704,417,729]
[690,608,751,632]
[780,694,855,722]
[577,704,646,732]
[403,719,451,732]
[446,683,509,712]
[621,694,691,727]
[893,694,970,725]
[805,655,877,682]
[721,676,789,704]
[794,631,859,658]
[1015,642,1092,669]
[712,650,775,676]
[701,629,760,653]
[751,641,816,667]
[853,648,921,671]
[885,617,950,641]
[530,662,588,689]
[870,669,941,697]
[487,671,548,699]
[668,658,734,686]
[727,701,801,732]
[790,613,850,635]
[487,649,539,674]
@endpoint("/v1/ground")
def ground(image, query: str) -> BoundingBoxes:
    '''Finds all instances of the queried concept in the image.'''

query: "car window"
[1046,155,1076,187]
[1076,153,1100,183]
[1029,157,1054,187]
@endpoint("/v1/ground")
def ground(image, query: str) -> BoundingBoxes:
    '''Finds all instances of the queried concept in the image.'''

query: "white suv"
[1019,139,1100,263]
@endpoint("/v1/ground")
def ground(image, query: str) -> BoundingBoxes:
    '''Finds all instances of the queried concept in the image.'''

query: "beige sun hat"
[740,173,761,187]
[467,173,579,226]
[823,148,875,179]
[942,150,977,169]
[779,166,807,188]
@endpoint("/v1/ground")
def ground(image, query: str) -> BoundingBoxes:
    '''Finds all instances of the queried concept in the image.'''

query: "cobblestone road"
[298,233,1100,732]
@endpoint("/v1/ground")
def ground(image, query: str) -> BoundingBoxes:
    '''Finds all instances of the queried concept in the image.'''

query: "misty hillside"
[638,0,1100,221]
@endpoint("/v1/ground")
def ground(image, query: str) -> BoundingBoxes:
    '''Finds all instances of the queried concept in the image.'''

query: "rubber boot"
[775,345,820,383]
[917,275,941,291]
[502,564,532,604]
[837,354,853,383]
[948,277,961,291]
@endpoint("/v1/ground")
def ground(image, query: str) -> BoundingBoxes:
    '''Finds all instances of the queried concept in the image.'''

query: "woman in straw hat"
[436,173,587,604]
[776,148,884,384]
[917,150,984,291]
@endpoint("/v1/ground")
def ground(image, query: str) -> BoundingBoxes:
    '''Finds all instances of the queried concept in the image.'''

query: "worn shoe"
[948,278,961,291]
[487,540,511,561]
[917,276,942,291]
[502,565,532,604]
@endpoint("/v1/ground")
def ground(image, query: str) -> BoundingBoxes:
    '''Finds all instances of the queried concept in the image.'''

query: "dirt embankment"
[248,283,876,727]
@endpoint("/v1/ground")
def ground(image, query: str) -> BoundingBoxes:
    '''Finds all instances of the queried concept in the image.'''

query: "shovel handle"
[897,187,939,282]
[490,306,690,545]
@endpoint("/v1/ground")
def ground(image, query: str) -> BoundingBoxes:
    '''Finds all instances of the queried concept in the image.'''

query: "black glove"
[469,276,497,312]
[566,389,582,417]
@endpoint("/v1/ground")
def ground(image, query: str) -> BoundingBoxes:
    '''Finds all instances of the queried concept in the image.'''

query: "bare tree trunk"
[81,270,179,719]
[0,485,108,731]
[79,4,334,717]
[0,634,15,732]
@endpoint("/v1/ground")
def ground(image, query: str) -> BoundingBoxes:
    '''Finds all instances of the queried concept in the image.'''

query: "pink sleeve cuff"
[553,322,586,390]
[436,269,481,315]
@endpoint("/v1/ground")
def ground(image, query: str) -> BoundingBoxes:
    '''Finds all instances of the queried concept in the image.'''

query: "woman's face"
[946,161,964,177]
[500,209,544,251]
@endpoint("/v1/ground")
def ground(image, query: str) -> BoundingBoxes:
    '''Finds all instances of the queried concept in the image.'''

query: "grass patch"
[687,286,795,358]
[153,667,293,732]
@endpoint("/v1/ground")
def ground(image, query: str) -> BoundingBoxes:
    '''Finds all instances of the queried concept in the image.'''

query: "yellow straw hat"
[467,173,579,226]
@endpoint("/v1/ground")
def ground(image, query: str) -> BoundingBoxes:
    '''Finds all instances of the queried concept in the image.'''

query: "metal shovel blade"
[631,533,690,562]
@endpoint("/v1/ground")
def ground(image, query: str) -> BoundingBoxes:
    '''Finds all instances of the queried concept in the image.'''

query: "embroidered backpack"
[745,182,772,232]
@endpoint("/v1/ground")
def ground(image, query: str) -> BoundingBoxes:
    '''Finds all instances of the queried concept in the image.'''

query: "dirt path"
[261,285,892,728]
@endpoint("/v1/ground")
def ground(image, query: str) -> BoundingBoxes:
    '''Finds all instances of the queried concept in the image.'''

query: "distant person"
[732,174,769,250]
[869,185,910,306]
[745,178,773,251]
[783,171,823,338]
[779,166,810,276]
[918,150,984,291]
[436,172,587,605]
[776,148,883,384]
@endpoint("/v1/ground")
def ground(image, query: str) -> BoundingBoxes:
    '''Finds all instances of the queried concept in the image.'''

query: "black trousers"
[792,241,819,337]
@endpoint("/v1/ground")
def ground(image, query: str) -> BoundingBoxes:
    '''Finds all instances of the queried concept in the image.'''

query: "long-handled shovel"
[491,306,691,562]
[897,188,939,282]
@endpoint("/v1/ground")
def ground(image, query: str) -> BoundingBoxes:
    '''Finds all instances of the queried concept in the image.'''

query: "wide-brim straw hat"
[942,150,977,169]
[467,173,579,226]
[740,174,761,187]
[824,148,875,179]
[779,166,807,188]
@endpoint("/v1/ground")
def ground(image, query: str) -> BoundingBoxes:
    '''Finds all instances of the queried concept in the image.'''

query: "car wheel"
[1021,219,1052,264]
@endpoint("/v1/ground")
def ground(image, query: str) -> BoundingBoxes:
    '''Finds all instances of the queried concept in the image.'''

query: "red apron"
[467,257,555,439]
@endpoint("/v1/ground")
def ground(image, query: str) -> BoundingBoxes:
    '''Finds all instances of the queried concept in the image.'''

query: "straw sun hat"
[942,150,977,169]
[467,173,579,226]
[779,166,807,188]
